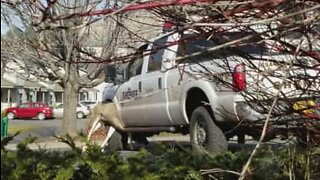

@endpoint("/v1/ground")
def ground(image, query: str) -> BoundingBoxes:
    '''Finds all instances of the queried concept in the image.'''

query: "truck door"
[140,35,173,126]
[115,46,146,127]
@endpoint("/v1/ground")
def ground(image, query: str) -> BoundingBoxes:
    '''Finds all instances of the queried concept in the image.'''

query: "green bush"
[1,135,320,180]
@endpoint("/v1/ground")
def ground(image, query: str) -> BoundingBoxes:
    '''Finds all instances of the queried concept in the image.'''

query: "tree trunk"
[62,81,79,136]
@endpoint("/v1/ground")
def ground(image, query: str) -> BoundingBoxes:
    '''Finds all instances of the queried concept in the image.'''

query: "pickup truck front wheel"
[102,127,124,152]
[190,106,228,154]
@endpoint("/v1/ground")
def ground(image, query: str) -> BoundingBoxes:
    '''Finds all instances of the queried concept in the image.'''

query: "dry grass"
[8,125,37,135]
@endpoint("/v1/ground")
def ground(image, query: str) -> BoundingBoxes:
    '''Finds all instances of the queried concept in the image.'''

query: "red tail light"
[163,21,174,32]
[233,63,246,92]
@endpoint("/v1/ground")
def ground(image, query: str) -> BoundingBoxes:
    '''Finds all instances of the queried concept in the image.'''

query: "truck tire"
[190,106,228,154]
[102,129,124,152]
[132,133,149,145]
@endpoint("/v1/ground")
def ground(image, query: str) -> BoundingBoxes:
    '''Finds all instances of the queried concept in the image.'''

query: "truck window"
[127,45,147,79]
[128,57,143,78]
[148,36,169,72]
[178,38,217,56]
[177,36,218,63]
[177,33,267,63]
[218,33,267,55]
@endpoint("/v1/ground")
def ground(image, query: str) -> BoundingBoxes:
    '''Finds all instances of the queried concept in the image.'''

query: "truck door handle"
[138,81,142,92]
[158,78,162,89]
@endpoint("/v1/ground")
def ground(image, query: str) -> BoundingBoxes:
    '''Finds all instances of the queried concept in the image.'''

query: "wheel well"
[103,99,113,104]
[186,88,213,120]
[7,111,15,116]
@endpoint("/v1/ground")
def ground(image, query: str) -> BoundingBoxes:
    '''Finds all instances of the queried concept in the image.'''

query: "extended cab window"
[177,34,218,63]
[217,33,267,55]
[148,36,168,72]
[177,33,267,63]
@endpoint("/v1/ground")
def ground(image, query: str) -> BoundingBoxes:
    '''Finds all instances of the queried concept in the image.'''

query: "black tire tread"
[103,129,124,152]
[189,106,228,154]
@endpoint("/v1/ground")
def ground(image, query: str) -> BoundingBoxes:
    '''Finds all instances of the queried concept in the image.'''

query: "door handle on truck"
[158,77,162,89]
[138,81,142,92]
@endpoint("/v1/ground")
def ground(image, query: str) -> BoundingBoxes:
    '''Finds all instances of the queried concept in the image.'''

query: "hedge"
[1,135,320,180]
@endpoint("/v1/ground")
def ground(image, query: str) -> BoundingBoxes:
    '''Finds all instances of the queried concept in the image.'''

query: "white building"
[1,72,101,109]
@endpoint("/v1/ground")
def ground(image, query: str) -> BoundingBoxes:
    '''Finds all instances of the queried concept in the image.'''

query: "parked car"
[79,100,100,111]
[53,103,90,119]
[5,102,54,120]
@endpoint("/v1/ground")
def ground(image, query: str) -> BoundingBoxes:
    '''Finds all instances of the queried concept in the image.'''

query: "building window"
[55,92,63,103]
[1,89,8,103]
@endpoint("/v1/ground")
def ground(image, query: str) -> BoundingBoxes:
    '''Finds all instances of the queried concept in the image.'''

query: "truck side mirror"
[104,65,116,83]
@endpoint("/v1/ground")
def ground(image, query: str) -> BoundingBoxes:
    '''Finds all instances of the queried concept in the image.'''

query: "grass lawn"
[8,125,37,135]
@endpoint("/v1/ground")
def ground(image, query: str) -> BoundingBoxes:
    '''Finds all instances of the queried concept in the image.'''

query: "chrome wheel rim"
[7,113,14,120]
[195,121,207,147]
[77,112,84,119]
[38,113,45,120]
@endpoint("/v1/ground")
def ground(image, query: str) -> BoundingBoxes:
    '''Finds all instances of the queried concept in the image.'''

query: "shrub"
[1,135,319,180]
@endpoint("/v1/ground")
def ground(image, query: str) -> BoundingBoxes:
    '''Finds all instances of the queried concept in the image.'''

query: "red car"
[6,102,54,120]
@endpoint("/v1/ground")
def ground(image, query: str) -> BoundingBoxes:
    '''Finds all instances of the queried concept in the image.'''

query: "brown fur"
[84,103,126,151]
[90,103,124,131]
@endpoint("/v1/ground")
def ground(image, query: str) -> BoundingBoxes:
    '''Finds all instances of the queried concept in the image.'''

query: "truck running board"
[122,126,176,133]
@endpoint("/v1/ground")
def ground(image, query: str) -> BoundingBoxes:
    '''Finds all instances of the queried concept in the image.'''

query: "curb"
[5,141,87,151]
[4,134,190,151]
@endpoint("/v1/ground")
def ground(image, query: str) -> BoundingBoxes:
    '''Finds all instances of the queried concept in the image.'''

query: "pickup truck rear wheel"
[190,106,228,154]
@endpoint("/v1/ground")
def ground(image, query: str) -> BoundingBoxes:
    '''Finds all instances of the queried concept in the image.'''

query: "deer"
[83,103,129,152]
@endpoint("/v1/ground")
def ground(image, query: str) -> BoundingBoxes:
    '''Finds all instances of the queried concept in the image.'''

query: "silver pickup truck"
[103,30,319,153]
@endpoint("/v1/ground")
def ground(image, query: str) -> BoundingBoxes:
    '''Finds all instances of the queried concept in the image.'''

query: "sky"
[1,21,9,36]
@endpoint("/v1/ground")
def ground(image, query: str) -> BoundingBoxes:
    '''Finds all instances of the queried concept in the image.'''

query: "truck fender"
[179,80,219,124]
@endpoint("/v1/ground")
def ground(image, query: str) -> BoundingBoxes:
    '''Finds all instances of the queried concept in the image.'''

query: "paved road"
[6,118,288,152]
[7,117,191,145]
[7,118,91,143]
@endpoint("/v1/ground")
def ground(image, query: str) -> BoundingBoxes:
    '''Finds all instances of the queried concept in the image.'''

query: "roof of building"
[23,81,46,88]
[81,87,99,92]
[51,83,64,92]
[1,78,15,88]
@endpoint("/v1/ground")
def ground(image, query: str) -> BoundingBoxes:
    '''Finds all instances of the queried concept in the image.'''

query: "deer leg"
[83,115,103,152]
[101,126,116,152]
[87,115,102,142]
[128,132,133,150]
